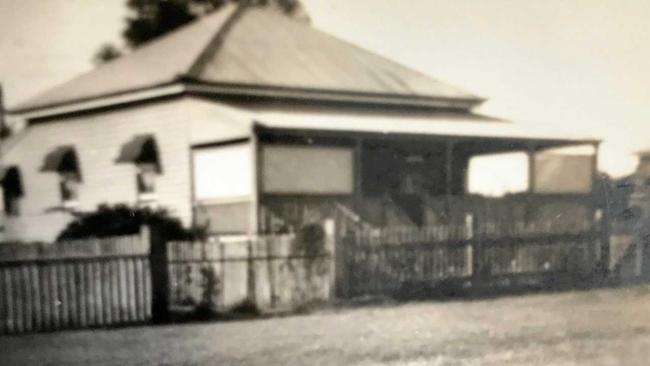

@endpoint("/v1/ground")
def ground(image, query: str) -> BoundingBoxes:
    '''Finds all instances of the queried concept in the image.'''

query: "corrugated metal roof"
[14,4,480,112]
[196,8,478,100]
[13,4,238,111]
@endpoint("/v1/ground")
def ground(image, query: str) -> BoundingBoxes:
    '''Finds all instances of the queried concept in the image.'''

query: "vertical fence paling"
[0,234,151,335]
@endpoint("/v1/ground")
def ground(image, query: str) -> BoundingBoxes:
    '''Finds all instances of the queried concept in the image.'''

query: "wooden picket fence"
[0,233,151,335]
[167,227,336,313]
[0,217,613,335]
[341,219,602,298]
[0,224,336,335]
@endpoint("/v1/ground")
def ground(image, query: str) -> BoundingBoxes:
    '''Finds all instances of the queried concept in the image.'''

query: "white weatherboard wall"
[1,97,252,242]
[261,145,353,194]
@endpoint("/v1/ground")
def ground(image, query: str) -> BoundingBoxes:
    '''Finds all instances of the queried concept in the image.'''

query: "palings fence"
[0,216,611,335]
[609,234,650,283]
[167,230,335,313]
[341,218,602,298]
[0,226,335,335]
[0,233,151,335]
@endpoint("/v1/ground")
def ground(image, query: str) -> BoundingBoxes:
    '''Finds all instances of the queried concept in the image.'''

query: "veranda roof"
[255,109,598,147]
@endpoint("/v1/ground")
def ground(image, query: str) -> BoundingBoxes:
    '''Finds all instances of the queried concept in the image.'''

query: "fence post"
[464,213,473,278]
[219,242,226,309]
[471,213,482,288]
[641,232,650,281]
[599,208,611,280]
[246,239,257,306]
[335,230,352,298]
[324,219,336,301]
[147,225,169,323]
[265,236,280,309]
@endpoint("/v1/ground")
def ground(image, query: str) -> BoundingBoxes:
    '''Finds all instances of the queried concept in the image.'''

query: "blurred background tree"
[94,0,308,64]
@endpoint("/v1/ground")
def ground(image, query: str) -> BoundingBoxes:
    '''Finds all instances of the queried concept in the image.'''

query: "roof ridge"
[186,4,249,79]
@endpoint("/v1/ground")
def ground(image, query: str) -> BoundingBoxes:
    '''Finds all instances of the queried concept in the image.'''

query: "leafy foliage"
[194,265,221,319]
[93,0,307,63]
[124,0,209,48]
[57,204,203,241]
[293,223,326,259]
[124,0,306,47]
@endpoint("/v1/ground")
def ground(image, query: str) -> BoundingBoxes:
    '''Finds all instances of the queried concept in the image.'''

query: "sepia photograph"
[0,0,649,364]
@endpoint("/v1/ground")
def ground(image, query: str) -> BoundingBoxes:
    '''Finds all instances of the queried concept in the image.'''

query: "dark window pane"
[137,164,157,194]
[60,174,79,202]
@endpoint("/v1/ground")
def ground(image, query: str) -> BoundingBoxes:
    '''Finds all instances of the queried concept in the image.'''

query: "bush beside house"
[56,204,204,241]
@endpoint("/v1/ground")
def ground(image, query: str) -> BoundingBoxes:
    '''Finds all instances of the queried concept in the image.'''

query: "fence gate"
[165,221,337,314]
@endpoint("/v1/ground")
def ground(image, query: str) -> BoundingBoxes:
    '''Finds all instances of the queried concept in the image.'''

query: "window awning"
[116,134,162,173]
[41,145,81,178]
[0,166,24,196]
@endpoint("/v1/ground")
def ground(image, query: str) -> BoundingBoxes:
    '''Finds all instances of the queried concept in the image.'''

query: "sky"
[1,0,649,186]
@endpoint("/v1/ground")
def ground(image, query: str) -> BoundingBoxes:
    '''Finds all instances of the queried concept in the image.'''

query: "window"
[59,172,79,206]
[136,163,157,199]
[41,146,82,208]
[193,143,252,201]
[1,166,23,216]
[3,193,20,216]
[116,135,162,203]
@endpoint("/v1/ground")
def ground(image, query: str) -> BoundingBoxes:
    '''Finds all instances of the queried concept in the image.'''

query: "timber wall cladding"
[2,97,251,242]
[0,235,151,334]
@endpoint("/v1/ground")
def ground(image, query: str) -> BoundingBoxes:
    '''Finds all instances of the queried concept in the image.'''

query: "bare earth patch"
[3,286,650,365]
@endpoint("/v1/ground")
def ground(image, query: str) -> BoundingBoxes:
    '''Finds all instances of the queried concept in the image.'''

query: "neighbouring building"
[2,4,600,242]
[619,151,650,224]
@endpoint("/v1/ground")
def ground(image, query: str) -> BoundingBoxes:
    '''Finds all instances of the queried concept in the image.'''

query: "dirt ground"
[3,286,650,365]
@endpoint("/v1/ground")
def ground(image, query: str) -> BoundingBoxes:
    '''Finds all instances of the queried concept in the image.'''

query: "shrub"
[194,265,220,318]
[56,204,204,241]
